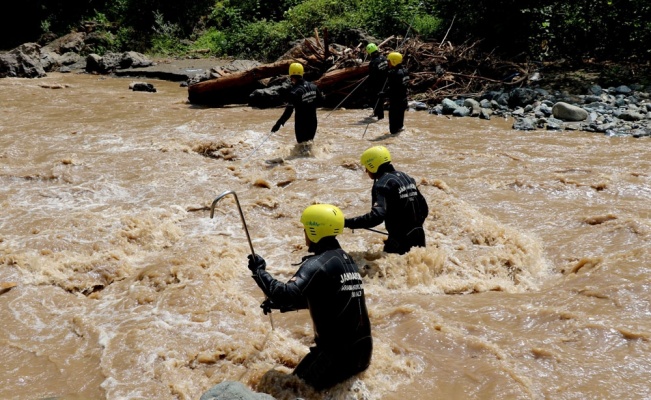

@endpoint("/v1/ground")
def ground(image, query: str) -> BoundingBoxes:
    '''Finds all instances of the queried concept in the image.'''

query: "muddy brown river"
[1,73,650,400]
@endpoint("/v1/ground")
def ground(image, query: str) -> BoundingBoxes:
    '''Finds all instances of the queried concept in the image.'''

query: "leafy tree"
[1,0,649,63]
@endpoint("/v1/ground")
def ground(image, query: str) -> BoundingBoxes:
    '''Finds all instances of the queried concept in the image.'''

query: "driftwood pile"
[401,38,532,102]
[187,31,535,108]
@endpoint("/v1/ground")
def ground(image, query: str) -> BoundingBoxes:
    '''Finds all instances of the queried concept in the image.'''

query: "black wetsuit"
[276,78,323,143]
[251,237,372,390]
[368,53,388,119]
[345,163,428,254]
[385,64,409,134]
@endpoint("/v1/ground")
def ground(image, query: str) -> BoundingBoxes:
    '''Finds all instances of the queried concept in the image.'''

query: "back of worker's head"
[366,43,379,55]
[301,204,344,243]
[289,62,304,78]
[360,145,392,173]
[387,52,403,67]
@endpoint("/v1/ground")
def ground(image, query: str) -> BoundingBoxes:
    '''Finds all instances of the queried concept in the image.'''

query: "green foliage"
[4,0,651,62]
[149,10,188,56]
[191,28,228,56]
[40,19,52,34]
[90,11,110,26]
[284,0,355,34]
[225,20,292,61]
[221,0,302,22]
[411,14,441,40]
[208,2,246,30]
[356,0,426,39]
[113,27,139,52]
[319,15,365,46]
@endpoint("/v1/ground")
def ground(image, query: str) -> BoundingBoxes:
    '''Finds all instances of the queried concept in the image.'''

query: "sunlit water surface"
[1,73,650,400]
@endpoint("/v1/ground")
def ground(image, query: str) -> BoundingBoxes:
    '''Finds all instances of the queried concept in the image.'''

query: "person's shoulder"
[393,169,413,177]
[297,254,321,271]
[384,169,411,181]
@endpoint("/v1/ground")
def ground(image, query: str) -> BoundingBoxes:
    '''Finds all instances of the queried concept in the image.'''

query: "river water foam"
[1,73,650,400]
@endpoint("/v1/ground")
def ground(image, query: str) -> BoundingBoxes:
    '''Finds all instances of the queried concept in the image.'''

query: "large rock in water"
[200,381,276,400]
[85,51,153,74]
[552,101,589,121]
[0,43,46,78]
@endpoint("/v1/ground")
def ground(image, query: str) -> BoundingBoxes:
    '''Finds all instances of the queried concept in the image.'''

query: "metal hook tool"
[210,190,274,330]
[211,190,255,255]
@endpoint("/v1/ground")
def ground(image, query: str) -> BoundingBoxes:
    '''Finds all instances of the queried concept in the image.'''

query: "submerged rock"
[200,381,276,400]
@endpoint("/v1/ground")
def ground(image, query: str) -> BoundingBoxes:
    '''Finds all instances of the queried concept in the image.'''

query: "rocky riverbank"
[2,32,650,138]
[426,82,651,138]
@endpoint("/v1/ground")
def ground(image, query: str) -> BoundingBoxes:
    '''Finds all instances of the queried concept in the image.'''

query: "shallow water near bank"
[1,73,650,400]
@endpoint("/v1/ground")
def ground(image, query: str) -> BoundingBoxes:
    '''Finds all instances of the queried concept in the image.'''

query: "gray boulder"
[512,117,537,131]
[441,98,459,114]
[0,43,46,78]
[552,101,589,121]
[508,87,537,108]
[200,381,276,400]
[463,98,481,116]
[86,51,153,74]
[120,51,154,69]
[42,32,86,55]
[249,79,291,108]
[617,110,645,121]
[129,82,157,93]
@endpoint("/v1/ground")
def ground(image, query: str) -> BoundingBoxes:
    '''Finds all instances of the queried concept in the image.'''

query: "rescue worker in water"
[365,42,389,120]
[247,204,373,390]
[271,62,324,144]
[345,145,429,254]
[383,52,409,134]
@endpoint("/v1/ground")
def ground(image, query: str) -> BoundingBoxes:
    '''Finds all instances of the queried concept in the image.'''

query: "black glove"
[260,299,276,315]
[247,254,266,274]
[261,299,296,314]
[344,218,351,228]
[271,121,282,133]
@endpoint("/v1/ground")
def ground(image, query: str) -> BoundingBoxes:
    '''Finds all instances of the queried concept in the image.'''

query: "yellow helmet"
[300,204,344,243]
[361,145,391,173]
[289,62,304,77]
[387,52,403,67]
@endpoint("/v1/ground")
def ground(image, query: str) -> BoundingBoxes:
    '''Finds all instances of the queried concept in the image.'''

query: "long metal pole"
[362,78,388,138]
[243,131,275,162]
[210,190,275,330]
[364,227,388,235]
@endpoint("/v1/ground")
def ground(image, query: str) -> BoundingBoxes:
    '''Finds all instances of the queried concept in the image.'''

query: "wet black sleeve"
[277,104,294,126]
[345,184,388,229]
[251,264,313,311]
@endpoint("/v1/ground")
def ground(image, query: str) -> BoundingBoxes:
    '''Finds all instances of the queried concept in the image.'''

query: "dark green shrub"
[191,28,228,56]
[226,20,292,61]
[149,10,188,56]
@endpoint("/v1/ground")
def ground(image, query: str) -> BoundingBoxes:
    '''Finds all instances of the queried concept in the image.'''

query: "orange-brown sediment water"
[1,74,650,400]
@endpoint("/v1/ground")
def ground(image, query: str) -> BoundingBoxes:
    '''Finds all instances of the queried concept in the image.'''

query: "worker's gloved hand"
[271,122,282,133]
[247,254,266,273]
[344,218,352,228]
[260,299,276,315]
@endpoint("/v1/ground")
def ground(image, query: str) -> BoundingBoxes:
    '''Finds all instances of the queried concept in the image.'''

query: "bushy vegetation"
[1,0,650,64]
[434,0,651,62]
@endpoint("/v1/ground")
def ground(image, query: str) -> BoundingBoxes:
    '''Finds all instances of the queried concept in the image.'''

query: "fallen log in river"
[186,32,536,108]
